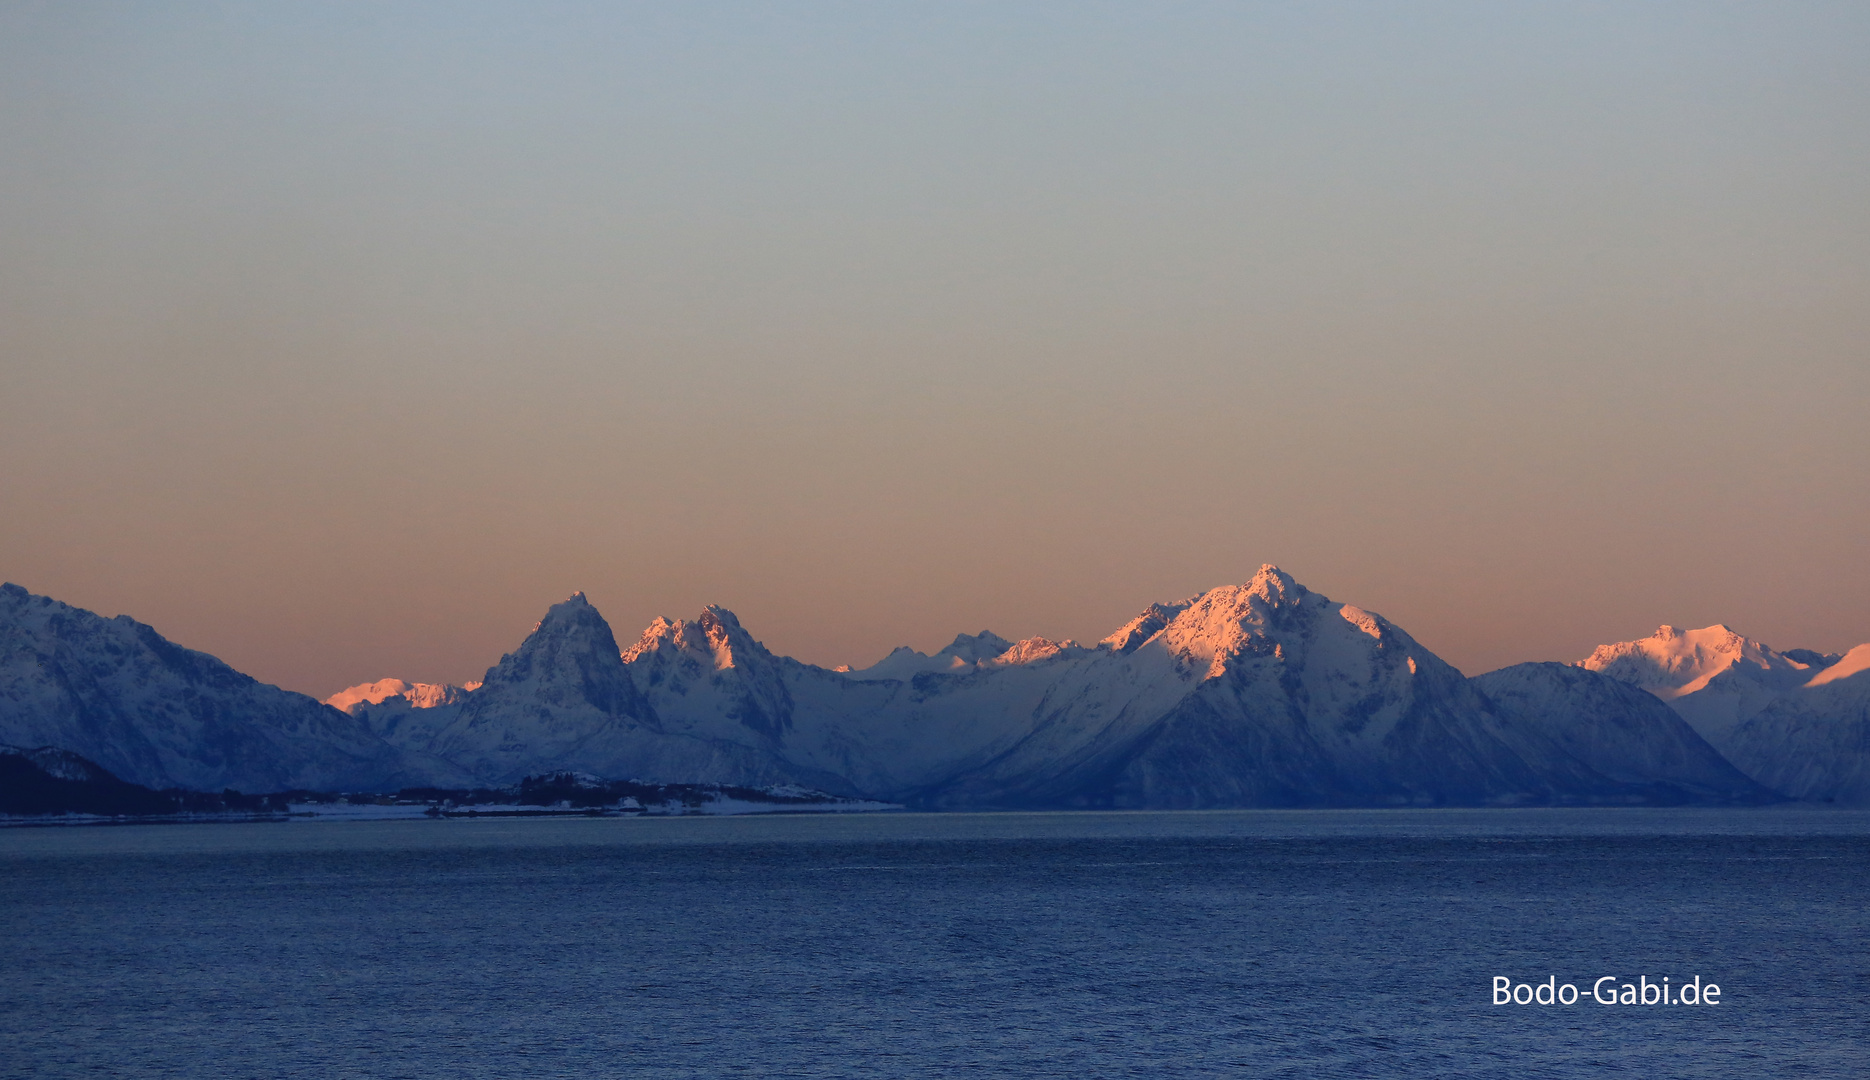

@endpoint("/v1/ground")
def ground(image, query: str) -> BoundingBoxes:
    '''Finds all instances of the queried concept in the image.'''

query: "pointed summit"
[528,590,595,632]
[428,594,658,781]
[1243,564,1305,608]
[1097,567,1304,658]
[938,631,1015,664]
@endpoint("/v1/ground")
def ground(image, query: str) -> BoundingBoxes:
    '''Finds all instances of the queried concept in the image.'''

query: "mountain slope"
[890,568,1666,808]
[1579,626,1870,803]
[11,575,1842,807]
[608,566,1740,809]
[1578,624,1823,739]
[326,678,477,751]
[1471,663,1772,803]
[0,744,295,816]
[0,584,459,792]
[1722,649,1870,803]
[421,594,827,786]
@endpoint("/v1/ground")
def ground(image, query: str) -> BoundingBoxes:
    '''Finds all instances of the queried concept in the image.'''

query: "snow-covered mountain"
[1470,664,1769,803]
[855,569,1750,808]
[413,594,838,787]
[1579,624,1823,736]
[8,572,1848,805]
[0,583,465,792]
[359,567,1769,807]
[1579,626,1870,802]
[845,630,1086,681]
[326,678,478,751]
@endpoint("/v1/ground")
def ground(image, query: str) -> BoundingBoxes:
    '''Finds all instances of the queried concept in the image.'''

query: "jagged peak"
[620,604,772,671]
[1783,648,1844,670]
[1097,567,1307,657]
[937,630,1015,663]
[1,582,82,618]
[992,636,1080,666]
[548,591,595,617]
[1243,564,1304,604]
[1182,568,1312,626]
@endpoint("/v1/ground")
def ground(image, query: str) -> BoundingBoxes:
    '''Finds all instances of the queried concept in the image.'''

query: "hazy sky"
[3,2,1866,696]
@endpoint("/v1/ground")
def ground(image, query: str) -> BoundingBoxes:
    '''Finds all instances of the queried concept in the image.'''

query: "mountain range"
[4,567,1863,807]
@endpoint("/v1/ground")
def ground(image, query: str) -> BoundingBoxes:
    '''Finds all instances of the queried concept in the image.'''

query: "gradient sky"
[3,2,1866,697]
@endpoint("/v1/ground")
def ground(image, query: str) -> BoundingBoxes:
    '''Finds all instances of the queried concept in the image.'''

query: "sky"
[2,2,1866,697]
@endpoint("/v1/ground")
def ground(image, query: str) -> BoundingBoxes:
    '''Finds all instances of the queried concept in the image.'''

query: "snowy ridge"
[1100,601,1192,655]
[1804,643,1870,688]
[1579,624,1819,701]
[0,583,466,793]
[326,678,480,750]
[1578,625,1870,803]
[326,678,478,712]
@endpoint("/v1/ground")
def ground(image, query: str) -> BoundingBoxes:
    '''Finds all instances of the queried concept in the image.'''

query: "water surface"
[4,808,1865,1078]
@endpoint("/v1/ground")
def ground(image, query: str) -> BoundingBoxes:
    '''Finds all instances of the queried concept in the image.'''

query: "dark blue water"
[3,809,1866,1078]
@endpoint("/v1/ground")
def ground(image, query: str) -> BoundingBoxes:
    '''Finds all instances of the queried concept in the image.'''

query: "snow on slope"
[9,574,1836,807]
[847,631,1014,681]
[616,565,1727,808]
[326,678,479,750]
[1470,664,1770,803]
[1723,656,1870,803]
[1577,624,1821,738]
[909,566,1559,808]
[327,678,478,712]
[1579,624,1816,700]
[1804,643,1870,688]
[489,566,1777,808]
[421,595,833,787]
[0,583,464,792]
[1579,626,1870,803]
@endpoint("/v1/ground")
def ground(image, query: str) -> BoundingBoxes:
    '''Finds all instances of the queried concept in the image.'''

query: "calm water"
[3,809,1866,1078]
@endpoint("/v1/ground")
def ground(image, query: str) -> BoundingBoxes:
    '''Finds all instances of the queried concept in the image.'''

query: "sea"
[3,808,1866,1079]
